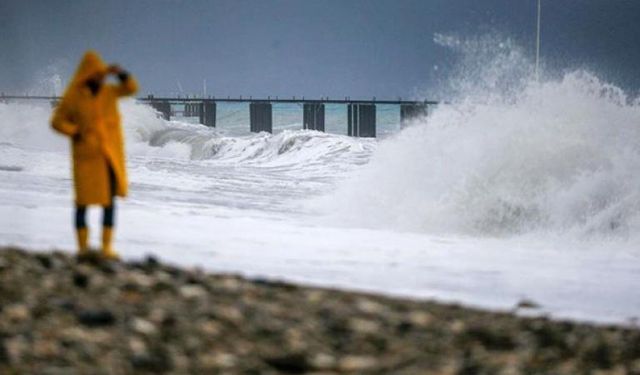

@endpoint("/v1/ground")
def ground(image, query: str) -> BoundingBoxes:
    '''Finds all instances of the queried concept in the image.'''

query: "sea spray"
[321,35,640,239]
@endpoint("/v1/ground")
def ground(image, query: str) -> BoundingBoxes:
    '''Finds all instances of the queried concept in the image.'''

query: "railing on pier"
[0,93,437,138]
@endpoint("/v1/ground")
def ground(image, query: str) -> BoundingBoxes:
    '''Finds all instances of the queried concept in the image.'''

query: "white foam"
[321,37,640,242]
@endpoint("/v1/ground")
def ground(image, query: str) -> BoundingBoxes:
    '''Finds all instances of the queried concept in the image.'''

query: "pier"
[1,93,437,138]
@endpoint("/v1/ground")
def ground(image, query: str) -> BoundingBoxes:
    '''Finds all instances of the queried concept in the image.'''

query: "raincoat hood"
[71,50,108,86]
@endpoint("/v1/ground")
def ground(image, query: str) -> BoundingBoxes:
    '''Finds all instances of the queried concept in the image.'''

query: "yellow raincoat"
[51,51,138,206]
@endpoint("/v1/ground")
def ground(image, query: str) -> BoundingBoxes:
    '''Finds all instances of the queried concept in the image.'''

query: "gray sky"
[2,0,639,99]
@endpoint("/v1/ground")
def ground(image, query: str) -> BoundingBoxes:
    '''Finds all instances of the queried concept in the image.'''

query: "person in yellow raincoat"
[51,50,138,260]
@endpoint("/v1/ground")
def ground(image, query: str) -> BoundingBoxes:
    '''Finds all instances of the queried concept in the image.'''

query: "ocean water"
[1,35,640,325]
[175,102,401,138]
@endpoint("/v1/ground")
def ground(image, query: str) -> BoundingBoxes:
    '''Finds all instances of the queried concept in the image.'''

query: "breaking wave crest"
[0,100,374,168]
[322,35,640,239]
[120,102,374,167]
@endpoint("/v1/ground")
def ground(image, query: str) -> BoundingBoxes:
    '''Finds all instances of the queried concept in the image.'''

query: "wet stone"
[264,352,311,373]
[179,285,207,299]
[72,272,89,288]
[338,355,378,371]
[3,304,30,323]
[77,309,116,327]
[131,318,157,336]
[1,248,639,374]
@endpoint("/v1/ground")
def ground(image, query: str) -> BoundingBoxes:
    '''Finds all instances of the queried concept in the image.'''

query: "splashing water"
[322,34,640,240]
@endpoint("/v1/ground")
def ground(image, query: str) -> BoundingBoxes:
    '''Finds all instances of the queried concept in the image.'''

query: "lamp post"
[535,0,541,82]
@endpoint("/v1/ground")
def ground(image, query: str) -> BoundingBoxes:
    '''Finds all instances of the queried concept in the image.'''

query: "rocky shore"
[0,247,639,374]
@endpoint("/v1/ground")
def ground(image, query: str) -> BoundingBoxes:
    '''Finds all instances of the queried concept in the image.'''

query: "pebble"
[125,271,155,289]
[3,304,30,323]
[348,317,380,334]
[355,298,385,314]
[77,309,116,327]
[264,352,310,373]
[72,272,89,288]
[219,276,242,292]
[5,335,28,364]
[179,284,208,299]
[198,352,237,369]
[0,248,638,374]
[408,311,433,327]
[338,355,378,371]
[310,353,337,369]
[198,320,221,336]
[131,318,157,336]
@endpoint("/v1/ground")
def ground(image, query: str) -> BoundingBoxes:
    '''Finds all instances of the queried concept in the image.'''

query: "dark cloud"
[2,0,639,97]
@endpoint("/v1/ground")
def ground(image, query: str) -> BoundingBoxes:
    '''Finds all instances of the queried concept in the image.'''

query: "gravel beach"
[0,247,639,374]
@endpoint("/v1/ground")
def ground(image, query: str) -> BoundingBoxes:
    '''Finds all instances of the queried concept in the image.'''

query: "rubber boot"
[76,227,90,260]
[101,226,120,261]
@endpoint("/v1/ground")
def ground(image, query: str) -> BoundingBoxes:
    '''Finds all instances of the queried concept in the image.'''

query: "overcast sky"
[2,0,639,99]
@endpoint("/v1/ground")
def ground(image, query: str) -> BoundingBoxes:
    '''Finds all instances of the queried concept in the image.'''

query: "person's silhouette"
[51,50,138,260]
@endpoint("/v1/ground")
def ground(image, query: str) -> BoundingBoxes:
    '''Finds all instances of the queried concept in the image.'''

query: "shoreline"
[1,246,639,374]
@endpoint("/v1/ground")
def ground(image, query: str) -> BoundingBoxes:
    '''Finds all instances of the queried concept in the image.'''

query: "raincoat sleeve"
[50,99,79,137]
[114,72,138,97]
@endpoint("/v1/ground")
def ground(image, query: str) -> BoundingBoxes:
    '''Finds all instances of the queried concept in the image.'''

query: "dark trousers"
[75,167,116,229]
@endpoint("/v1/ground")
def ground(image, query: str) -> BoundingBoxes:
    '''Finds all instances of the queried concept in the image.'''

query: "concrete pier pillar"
[400,103,428,128]
[250,102,272,133]
[303,103,325,131]
[347,103,376,137]
[185,103,200,117]
[150,101,171,120]
[201,101,216,127]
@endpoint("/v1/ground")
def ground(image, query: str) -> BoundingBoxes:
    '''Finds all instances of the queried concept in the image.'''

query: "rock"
[0,339,9,364]
[5,335,28,365]
[3,304,30,323]
[516,298,541,309]
[131,318,157,336]
[128,337,147,356]
[35,254,52,269]
[33,338,61,358]
[408,311,433,327]
[73,271,89,288]
[348,318,380,334]
[124,271,155,289]
[215,306,243,324]
[219,276,242,292]
[284,328,308,352]
[198,352,237,369]
[131,255,161,272]
[450,319,466,333]
[355,298,385,314]
[98,260,120,274]
[198,320,221,336]
[130,351,172,372]
[338,355,378,371]
[264,352,311,373]
[310,353,336,370]
[304,290,326,304]
[1,248,640,374]
[179,284,208,299]
[60,327,113,345]
[464,325,516,351]
[144,254,160,268]
[77,309,116,327]
[128,337,174,372]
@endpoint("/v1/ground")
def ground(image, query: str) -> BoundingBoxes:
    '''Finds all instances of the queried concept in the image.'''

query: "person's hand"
[107,64,123,75]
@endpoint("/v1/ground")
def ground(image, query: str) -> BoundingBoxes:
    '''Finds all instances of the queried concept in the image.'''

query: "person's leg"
[75,205,89,255]
[101,166,119,259]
